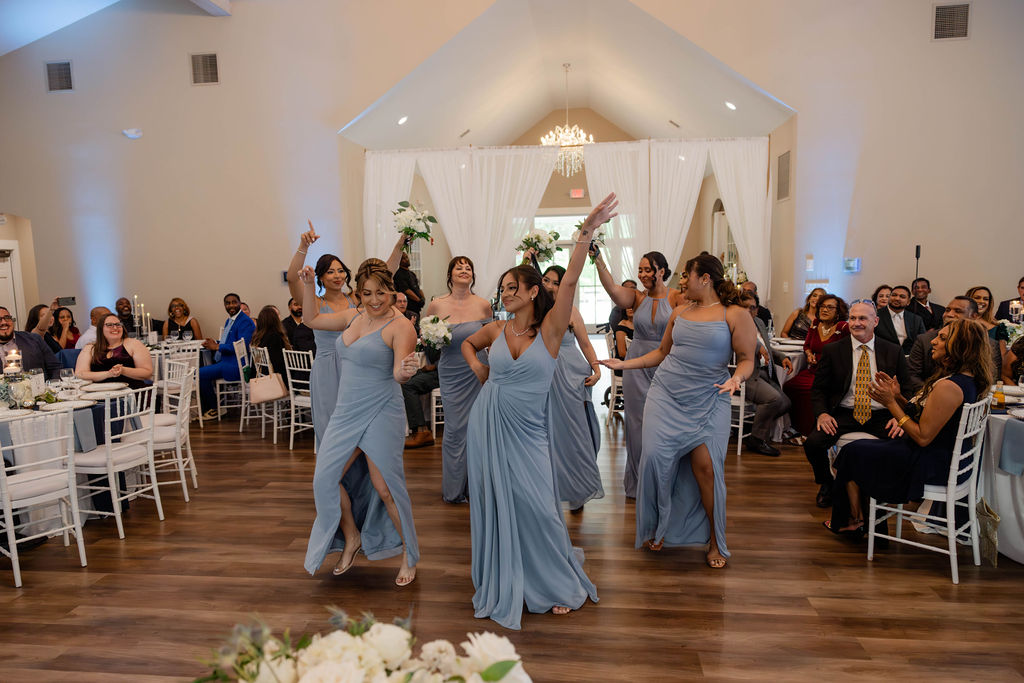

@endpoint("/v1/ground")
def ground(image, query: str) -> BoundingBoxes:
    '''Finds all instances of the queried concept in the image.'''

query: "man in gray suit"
[739,292,793,456]
[907,296,1002,392]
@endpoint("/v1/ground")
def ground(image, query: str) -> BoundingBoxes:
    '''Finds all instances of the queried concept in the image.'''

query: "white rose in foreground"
[419,640,458,675]
[363,623,412,671]
[299,660,366,683]
[389,669,443,683]
[254,656,298,683]
[460,632,520,671]
[297,631,361,676]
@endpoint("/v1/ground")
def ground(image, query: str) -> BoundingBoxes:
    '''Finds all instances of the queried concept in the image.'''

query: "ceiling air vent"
[933,3,970,40]
[191,53,219,85]
[777,151,791,201]
[46,61,73,92]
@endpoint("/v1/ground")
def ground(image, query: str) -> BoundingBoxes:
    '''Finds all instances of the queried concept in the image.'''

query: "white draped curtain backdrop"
[362,150,416,261]
[583,140,649,283]
[648,139,711,282]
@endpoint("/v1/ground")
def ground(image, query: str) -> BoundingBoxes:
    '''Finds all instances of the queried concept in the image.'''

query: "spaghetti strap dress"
[636,317,732,557]
[437,319,490,503]
[310,300,355,447]
[622,295,672,497]
[466,327,598,630]
[304,315,419,575]
[548,328,603,509]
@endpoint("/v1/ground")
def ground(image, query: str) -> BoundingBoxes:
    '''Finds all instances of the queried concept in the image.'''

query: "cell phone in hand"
[57,296,76,306]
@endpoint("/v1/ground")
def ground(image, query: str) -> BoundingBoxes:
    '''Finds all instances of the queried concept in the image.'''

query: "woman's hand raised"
[300,220,320,250]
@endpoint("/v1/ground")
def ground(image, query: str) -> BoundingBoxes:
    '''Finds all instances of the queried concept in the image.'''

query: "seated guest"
[115,297,138,337]
[826,318,992,534]
[876,285,926,354]
[74,314,153,388]
[741,281,773,329]
[240,302,252,319]
[608,279,638,330]
[907,296,1002,392]
[0,305,61,379]
[870,284,891,310]
[966,285,1011,363]
[25,304,61,354]
[74,306,112,349]
[780,287,825,340]
[1003,336,1024,384]
[50,306,81,350]
[740,292,794,456]
[994,276,1024,321]
[909,277,945,330]
[162,297,202,340]
[803,300,909,508]
[281,297,315,354]
[403,348,441,449]
[199,293,255,419]
[251,305,291,384]
[783,294,849,436]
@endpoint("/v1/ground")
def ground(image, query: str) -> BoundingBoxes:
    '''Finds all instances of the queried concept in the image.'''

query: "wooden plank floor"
[2,413,1023,682]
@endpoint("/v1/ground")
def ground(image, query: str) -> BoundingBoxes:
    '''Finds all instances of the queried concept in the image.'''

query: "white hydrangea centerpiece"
[418,315,453,353]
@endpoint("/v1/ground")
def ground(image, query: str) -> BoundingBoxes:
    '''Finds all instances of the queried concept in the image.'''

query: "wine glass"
[60,368,74,387]
[182,330,194,342]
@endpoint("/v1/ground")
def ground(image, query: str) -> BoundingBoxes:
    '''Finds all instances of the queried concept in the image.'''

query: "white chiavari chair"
[283,349,314,451]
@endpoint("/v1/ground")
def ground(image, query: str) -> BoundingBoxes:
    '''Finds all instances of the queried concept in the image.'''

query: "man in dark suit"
[908,277,945,330]
[741,281,773,329]
[739,292,792,456]
[875,285,926,354]
[803,301,910,507]
[282,297,315,354]
[994,276,1024,321]
[0,306,61,379]
[907,296,1002,392]
[199,292,255,419]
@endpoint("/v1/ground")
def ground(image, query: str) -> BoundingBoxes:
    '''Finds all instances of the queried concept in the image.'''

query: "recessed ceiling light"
[678,155,686,161]
[725,101,737,111]
[398,116,408,125]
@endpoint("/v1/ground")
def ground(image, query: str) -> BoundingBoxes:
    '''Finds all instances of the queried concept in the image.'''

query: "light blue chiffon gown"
[304,316,419,575]
[438,320,490,503]
[548,328,603,510]
[622,295,672,497]
[635,317,731,558]
[311,300,355,447]
[467,328,598,631]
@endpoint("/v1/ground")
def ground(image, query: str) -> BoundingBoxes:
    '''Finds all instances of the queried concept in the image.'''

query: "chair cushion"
[123,425,179,447]
[1,469,68,503]
[141,413,178,428]
[292,395,312,408]
[74,444,150,469]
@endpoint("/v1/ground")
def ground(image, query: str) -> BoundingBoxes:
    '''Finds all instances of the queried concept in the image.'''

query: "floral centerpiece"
[518,229,561,263]
[418,316,452,353]
[394,201,437,252]
[195,609,531,683]
[1004,321,1023,346]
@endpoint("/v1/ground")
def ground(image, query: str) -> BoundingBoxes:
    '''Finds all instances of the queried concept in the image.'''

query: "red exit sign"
[569,188,585,199]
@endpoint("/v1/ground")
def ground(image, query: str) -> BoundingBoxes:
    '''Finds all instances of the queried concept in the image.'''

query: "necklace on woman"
[509,320,532,337]
[819,322,836,337]
[697,301,721,308]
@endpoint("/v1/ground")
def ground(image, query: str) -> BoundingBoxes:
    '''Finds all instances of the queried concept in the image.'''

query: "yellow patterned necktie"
[853,344,871,424]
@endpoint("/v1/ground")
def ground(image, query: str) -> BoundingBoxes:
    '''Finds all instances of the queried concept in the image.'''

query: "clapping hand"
[868,371,899,405]
[108,364,123,378]
[300,220,320,250]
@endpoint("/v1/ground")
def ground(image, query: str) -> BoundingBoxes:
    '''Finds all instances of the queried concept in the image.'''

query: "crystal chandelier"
[541,63,594,177]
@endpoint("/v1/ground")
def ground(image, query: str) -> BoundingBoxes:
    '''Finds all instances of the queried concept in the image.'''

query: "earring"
[531,295,536,301]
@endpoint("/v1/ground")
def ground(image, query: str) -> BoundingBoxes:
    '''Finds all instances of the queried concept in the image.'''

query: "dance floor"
[2,413,1023,681]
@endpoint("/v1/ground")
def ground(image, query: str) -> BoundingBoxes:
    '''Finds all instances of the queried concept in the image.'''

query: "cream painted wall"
[636,0,1024,308]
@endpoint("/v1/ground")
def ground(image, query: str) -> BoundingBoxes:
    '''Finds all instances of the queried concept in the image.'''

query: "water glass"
[60,368,74,386]
[182,330,194,342]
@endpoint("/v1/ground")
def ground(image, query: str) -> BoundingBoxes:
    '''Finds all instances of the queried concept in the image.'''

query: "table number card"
[148,331,158,345]
[29,371,46,397]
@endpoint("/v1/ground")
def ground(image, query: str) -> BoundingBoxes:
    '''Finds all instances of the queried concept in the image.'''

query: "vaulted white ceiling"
[339,0,795,150]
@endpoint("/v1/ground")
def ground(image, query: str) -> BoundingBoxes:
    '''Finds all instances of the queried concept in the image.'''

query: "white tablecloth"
[980,415,1024,564]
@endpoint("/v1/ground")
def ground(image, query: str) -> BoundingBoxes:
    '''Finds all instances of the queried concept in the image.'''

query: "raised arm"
[286,220,320,303]
[593,249,639,310]
[385,235,406,274]
[541,194,619,355]
[462,320,501,384]
[298,265,351,331]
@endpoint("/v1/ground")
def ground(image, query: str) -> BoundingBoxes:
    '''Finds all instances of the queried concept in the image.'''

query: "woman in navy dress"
[462,193,618,630]
[422,256,493,503]
[300,260,421,586]
[540,265,603,512]
[827,318,992,533]
[603,254,757,569]
[593,249,686,498]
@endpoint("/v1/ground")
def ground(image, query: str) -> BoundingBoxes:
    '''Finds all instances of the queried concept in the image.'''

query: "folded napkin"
[1000,385,1024,397]
[998,416,1024,476]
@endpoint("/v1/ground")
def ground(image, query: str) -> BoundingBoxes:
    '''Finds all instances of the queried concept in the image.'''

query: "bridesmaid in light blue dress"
[423,257,494,503]
[593,250,686,497]
[604,253,756,569]
[540,265,604,512]
[300,259,422,585]
[462,194,618,630]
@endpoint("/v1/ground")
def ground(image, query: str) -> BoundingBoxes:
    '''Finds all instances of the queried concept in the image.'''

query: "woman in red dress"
[783,294,850,436]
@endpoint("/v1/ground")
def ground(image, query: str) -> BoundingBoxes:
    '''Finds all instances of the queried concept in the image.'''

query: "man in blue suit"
[199,292,255,419]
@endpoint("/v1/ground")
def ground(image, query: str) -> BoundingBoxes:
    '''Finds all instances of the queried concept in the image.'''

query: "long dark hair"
[918,318,993,402]
[91,314,125,364]
[641,251,672,282]
[497,265,553,335]
[252,305,292,350]
[314,254,352,295]
[683,253,739,305]
[446,256,476,293]
[542,265,566,283]
[49,307,77,338]
[25,304,49,332]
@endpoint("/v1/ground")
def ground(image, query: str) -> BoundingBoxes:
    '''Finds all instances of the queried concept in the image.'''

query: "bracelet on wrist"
[897,415,911,428]
[297,249,307,255]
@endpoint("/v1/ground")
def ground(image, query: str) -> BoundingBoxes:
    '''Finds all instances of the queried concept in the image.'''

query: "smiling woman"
[73,314,153,389]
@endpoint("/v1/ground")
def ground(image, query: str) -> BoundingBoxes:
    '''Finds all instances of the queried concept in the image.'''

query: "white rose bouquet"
[196,608,531,683]
[518,229,561,263]
[572,221,605,264]
[418,315,452,353]
[394,201,437,252]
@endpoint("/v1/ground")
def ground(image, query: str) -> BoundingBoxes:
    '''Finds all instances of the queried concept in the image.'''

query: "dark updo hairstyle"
[815,294,849,322]
[683,253,740,306]
[446,256,476,293]
[25,304,49,332]
[542,265,566,284]
[355,258,396,302]
[314,253,352,295]
[496,265,553,335]
[640,251,672,282]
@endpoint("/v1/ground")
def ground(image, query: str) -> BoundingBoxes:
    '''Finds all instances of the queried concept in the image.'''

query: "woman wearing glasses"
[74,315,153,389]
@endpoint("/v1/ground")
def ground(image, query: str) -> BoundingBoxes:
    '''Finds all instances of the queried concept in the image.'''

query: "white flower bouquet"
[518,229,561,263]
[394,201,437,252]
[571,222,605,264]
[418,315,452,353]
[195,609,531,683]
